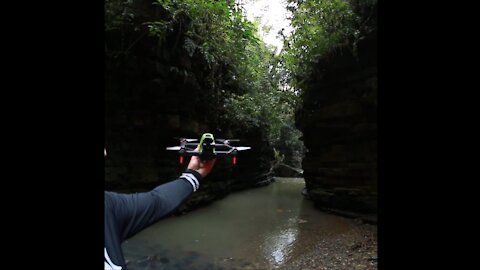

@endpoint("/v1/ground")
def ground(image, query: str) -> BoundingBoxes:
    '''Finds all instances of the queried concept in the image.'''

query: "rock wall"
[296,32,377,215]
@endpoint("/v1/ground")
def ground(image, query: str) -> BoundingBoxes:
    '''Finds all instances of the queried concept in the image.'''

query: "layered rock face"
[296,33,377,215]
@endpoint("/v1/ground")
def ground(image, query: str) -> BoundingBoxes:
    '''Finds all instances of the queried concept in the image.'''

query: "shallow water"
[123,178,356,270]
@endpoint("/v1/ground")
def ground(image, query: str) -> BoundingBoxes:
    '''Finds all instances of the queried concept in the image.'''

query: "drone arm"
[182,150,201,156]
[214,150,234,156]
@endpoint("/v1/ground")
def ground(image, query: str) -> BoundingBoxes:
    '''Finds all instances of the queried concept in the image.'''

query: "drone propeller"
[175,137,198,142]
[216,139,240,143]
[235,146,251,151]
[166,146,182,151]
[215,139,240,142]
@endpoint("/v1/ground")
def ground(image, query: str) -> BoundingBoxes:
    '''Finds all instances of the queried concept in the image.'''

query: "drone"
[166,133,251,165]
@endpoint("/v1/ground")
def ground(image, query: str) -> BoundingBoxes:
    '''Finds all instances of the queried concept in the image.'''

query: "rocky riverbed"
[281,220,377,270]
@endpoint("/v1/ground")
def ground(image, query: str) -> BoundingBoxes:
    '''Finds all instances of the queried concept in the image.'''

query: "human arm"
[112,154,216,240]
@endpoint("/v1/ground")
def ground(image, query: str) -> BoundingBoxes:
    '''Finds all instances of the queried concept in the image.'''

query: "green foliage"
[146,0,260,71]
[281,0,377,93]
[105,0,135,32]
[222,37,304,166]
[223,88,304,167]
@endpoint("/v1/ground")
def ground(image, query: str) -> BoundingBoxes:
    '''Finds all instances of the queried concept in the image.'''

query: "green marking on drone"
[199,133,215,154]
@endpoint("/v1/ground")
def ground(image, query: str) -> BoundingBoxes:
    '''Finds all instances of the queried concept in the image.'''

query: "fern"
[183,37,197,57]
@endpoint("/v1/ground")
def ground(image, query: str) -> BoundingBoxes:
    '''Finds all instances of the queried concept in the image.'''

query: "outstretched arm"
[109,154,216,240]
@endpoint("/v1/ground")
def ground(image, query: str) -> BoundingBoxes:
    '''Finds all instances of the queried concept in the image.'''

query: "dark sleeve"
[113,170,203,241]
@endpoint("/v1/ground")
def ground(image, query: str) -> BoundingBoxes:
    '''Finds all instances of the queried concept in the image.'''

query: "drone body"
[166,133,251,165]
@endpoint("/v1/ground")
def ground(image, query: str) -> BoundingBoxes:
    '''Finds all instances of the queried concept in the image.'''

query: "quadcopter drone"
[166,133,251,165]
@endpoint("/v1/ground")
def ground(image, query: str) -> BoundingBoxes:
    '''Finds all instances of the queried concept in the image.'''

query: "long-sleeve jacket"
[104,169,202,269]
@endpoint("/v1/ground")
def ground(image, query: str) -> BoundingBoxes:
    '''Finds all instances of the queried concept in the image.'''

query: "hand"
[187,149,216,178]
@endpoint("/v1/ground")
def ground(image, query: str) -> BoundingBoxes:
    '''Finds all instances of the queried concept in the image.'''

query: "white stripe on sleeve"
[180,173,200,192]
[105,248,122,270]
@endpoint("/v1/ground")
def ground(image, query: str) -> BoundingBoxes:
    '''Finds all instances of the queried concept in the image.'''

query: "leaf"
[183,37,197,57]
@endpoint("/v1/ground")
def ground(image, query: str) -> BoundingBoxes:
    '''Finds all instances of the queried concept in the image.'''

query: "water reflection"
[264,226,298,265]
[259,180,303,267]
